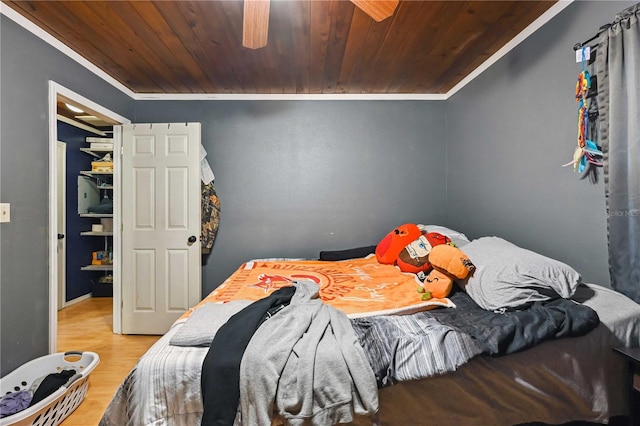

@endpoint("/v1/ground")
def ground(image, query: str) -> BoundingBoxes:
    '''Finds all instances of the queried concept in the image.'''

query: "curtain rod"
[574,3,640,50]
[573,24,612,51]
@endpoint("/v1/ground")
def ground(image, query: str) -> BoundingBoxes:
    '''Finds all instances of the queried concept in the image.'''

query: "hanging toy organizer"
[563,46,603,173]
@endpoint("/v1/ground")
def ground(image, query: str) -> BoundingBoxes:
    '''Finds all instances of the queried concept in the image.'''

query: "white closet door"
[120,123,201,334]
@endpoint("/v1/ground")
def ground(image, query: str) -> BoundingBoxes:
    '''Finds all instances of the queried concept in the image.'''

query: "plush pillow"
[375,223,422,264]
[418,224,470,247]
[396,232,451,274]
[458,237,582,311]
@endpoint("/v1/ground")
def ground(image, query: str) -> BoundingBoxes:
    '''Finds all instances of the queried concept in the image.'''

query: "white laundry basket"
[0,351,99,426]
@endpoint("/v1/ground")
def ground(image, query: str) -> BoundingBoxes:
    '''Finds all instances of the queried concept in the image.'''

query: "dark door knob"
[188,235,197,243]
[57,233,65,240]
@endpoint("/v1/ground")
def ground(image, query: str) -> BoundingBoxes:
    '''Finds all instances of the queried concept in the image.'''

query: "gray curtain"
[596,3,640,303]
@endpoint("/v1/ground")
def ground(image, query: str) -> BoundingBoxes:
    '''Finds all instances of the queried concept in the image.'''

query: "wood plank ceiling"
[3,0,557,95]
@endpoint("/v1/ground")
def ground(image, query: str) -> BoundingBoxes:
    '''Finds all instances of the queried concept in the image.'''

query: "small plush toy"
[396,232,451,274]
[375,223,422,265]
[417,244,476,300]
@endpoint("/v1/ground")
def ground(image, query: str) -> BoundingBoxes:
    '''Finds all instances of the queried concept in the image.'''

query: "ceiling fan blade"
[350,0,399,22]
[243,0,270,49]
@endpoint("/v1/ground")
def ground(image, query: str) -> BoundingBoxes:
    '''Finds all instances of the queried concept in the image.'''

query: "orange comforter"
[181,256,454,320]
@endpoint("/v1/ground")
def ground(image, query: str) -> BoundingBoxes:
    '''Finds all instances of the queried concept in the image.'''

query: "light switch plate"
[0,203,10,223]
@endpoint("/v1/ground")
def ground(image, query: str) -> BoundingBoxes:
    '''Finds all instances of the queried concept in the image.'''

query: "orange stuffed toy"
[418,244,476,300]
[375,223,422,265]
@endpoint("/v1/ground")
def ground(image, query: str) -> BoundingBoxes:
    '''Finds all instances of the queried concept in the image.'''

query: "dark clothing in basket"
[29,369,76,407]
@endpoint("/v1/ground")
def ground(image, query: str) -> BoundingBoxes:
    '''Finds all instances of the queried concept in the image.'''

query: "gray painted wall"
[133,101,447,294]
[0,16,133,375]
[445,1,635,286]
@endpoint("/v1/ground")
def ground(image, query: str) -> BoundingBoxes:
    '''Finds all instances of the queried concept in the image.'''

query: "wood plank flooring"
[57,297,160,425]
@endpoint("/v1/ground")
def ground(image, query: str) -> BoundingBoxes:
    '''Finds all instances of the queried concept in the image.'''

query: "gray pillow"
[458,237,581,311]
[169,300,252,346]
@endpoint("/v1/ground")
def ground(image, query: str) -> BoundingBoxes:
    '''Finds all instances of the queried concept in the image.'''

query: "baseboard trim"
[63,293,92,308]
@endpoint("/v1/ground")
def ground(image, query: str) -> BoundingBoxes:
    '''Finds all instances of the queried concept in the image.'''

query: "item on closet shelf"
[92,251,111,265]
[90,142,113,150]
[91,153,113,172]
[101,218,113,231]
[87,197,113,214]
[418,244,475,300]
[86,137,113,144]
[98,274,113,284]
[92,224,104,232]
[91,161,113,172]
[92,251,103,265]
[91,277,113,297]
[89,142,113,150]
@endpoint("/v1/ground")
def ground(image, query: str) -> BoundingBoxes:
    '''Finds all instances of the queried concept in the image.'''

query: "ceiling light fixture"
[65,103,84,113]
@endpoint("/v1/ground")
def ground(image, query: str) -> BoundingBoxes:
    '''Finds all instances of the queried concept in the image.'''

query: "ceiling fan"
[242,0,399,49]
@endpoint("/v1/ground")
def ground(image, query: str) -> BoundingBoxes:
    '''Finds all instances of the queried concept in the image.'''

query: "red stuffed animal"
[375,223,422,265]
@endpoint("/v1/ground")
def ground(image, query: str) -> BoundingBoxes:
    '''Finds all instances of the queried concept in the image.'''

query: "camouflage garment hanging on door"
[201,182,220,254]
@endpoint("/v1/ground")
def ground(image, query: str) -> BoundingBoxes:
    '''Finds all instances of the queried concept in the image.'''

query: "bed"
[99,227,640,426]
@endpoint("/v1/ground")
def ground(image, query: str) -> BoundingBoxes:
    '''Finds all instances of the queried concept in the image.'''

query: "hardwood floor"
[57,297,160,425]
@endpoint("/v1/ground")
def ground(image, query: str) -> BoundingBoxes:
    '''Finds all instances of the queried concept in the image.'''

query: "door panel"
[134,249,155,310]
[121,123,201,334]
[134,168,155,228]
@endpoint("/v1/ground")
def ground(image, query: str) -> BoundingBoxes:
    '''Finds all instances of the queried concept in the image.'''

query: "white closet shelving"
[78,140,114,272]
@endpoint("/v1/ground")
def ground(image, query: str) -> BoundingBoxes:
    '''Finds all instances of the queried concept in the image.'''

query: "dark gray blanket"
[349,287,600,388]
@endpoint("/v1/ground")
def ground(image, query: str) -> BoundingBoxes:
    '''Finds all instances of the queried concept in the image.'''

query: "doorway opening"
[48,81,130,353]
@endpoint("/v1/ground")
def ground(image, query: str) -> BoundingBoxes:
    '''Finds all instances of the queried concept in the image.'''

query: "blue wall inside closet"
[57,121,108,301]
